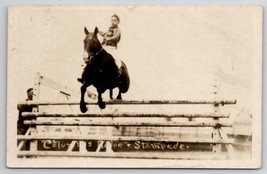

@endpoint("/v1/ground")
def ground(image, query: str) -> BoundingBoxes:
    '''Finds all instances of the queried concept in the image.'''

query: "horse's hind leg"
[109,89,113,99]
[116,90,122,100]
[97,90,106,109]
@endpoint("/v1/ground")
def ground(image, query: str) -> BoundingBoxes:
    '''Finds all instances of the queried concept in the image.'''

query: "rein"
[95,48,104,56]
[88,48,104,61]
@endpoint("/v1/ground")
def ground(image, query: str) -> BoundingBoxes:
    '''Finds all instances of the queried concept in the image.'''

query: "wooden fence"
[17,99,237,160]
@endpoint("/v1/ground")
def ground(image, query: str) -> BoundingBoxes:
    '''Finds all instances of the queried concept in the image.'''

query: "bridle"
[95,47,104,56]
[88,47,104,61]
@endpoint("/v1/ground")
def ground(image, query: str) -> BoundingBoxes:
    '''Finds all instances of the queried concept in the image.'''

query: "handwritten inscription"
[37,140,212,152]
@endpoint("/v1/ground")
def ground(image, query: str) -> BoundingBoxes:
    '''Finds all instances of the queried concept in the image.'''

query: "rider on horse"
[78,14,121,83]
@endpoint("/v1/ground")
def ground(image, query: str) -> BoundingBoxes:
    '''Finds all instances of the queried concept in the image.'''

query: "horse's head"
[83,27,102,63]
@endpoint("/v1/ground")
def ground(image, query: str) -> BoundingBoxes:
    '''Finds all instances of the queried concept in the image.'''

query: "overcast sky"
[8,6,262,111]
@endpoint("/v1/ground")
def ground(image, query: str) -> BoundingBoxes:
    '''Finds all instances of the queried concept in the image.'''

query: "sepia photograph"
[7,5,262,168]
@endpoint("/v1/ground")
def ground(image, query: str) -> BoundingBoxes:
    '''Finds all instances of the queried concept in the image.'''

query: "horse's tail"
[119,61,130,93]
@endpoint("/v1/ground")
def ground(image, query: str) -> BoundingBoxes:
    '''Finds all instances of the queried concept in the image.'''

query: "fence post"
[29,72,41,154]
[211,68,222,159]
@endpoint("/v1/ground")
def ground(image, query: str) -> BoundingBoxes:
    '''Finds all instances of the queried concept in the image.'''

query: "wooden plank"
[17,151,228,160]
[21,112,230,118]
[67,141,77,152]
[17,99,237,107]
[17,141,24,151]
[24,120,232,127]
[39,74,97,99]
[17,135,234,144]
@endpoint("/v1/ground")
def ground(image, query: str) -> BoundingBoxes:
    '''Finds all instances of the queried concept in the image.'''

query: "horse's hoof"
[80,105,87,113]
[98,102,106,109]
[116,96,122,100]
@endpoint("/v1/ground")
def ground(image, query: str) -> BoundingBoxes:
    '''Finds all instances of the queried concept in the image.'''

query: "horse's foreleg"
[80,84,88,113]
[97,90,106,109]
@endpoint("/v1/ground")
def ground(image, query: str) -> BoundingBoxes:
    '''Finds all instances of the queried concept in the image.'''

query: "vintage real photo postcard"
[7,5,262,168]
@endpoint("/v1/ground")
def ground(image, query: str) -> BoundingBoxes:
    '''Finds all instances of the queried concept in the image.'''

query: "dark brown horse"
[79,27,130,113]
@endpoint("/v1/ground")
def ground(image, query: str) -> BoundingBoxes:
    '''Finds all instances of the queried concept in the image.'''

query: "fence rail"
[17,151,228,160]
[24,120,231,127]
[21,112,230,118]
[17,99,237,107]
